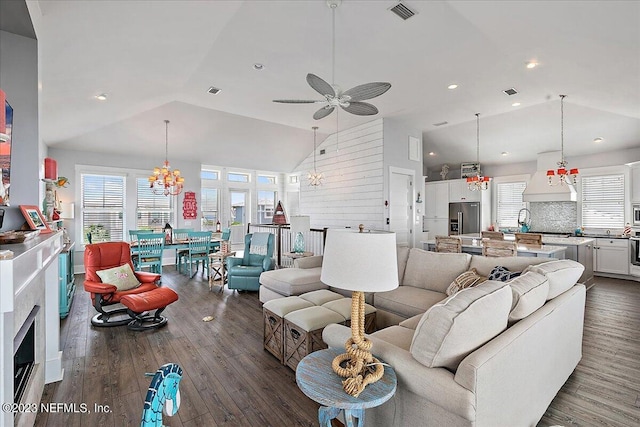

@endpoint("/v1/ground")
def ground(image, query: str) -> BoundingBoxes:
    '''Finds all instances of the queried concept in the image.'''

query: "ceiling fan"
[273,0,391,120]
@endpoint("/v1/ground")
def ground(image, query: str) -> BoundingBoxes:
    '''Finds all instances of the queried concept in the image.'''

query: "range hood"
[522,151,577,202]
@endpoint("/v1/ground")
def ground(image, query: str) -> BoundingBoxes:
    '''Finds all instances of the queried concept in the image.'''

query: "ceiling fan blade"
[313,106,335,120]
[343,82,392,101]
[341,101,379,116]
[273,99,323,104]
[307,74,335,97]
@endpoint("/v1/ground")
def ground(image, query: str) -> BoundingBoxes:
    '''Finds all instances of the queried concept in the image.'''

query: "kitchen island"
[423,238,566,258]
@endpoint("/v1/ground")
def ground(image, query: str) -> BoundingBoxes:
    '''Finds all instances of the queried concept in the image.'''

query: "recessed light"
[593,137,604,143]
[253,63,265,71]
[501,151,509,156]
[526,61,538,69]
[428,152,435,156]
[95,93,107,101]
[207,86,221,95]
[512,102,521,107]
[447,84,458,90]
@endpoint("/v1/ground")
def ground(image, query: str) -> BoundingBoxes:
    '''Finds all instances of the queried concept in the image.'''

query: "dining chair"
[435,235,462,253]
[137,233,166,275]
[181,231,212,278]
[481,231,505,240]
[172,228,193,269]
[515,232,543,247]
[129,229,154,269]
[482,239,517,257]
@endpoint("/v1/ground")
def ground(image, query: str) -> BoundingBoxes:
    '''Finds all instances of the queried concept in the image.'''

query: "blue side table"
[296,348,397,427]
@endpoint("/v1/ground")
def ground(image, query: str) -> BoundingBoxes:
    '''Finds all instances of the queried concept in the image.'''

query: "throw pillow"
[96,263,140,291]
[488,266,522,282]
[445,268,488,296]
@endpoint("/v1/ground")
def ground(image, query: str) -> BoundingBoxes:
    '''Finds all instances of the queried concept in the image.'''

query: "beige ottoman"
[299,289,344,306]
[283,306,345,370]
[263,297,315,363]
[259,267,327,303]
[322,298,377,334]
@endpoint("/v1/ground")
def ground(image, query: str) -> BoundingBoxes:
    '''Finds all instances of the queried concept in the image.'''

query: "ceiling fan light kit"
[547,94,579,186]
[273,0,391,120]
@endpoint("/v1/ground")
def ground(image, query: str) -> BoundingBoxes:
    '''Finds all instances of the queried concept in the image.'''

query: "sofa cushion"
[259,266,327,296]
[524,259,585,300]
[375,286,447,319]
[371,325,414,351]
[446,268,488,296]
[403,248,471,293]
[410,280,512,371]
[399,313,423,330]
[508,272,549,322]
[397,246,410,285]
[488,266,522,282]
[469,255,548,277]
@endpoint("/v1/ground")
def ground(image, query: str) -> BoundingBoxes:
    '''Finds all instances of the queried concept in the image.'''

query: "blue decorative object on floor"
[141,363,183,427]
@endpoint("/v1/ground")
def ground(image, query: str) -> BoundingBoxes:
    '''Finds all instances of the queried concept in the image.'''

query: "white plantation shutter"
[496,182,527,228]
[581,174,625,228]
[201,187,219,231]
[81,174,125,243]
[136,178,173,231]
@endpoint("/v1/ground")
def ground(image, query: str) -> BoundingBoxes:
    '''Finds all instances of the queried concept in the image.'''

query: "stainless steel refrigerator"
[449,202,481,235]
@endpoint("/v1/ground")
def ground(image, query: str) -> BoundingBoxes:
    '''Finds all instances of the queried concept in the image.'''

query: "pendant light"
[308,126,323,186]
[148,120,185,196]
[547,95,579,186]
[467,113,490,191]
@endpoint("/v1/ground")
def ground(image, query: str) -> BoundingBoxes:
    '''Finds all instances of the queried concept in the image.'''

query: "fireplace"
[13,306,39,403]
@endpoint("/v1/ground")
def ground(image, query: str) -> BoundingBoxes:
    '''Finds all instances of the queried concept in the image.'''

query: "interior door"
[390,170,413,246]
[229,190,248,244]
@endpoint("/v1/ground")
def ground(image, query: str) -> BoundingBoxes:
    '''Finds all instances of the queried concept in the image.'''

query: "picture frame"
[20,205,52,233]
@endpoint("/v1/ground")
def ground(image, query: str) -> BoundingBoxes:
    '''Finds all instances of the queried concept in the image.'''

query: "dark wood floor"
[35,269,640,427]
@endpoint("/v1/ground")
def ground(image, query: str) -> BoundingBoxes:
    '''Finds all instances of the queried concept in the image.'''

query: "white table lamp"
[290,215,311,253]
[320,225,398,397]
[60,202,75,220]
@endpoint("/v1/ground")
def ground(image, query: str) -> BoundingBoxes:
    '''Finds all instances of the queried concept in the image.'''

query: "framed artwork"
[20,205,52,233]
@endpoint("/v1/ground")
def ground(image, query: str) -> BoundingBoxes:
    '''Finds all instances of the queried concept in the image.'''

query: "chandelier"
[467,113,490,191]
[308,126,323,186]
[547,95,579,186]
[148,120,184,196]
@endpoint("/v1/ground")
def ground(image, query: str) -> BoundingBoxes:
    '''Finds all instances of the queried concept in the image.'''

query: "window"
[81,174,125,243]
[136,178,173,232]
[201,188,219,231]
[201,170,219,180]
[227,172,249,183]
[496,182,527,228]
[258,175,276,184]
[289,175,299,184]
[581,174,625,229]
[257,190,276,224]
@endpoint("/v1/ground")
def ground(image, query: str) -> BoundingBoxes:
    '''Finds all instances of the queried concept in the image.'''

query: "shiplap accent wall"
[296,119,385,230]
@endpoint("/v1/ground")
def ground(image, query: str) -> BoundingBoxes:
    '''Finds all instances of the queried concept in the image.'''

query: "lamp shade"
[321,228,398,292]
[290,215,311,234]
[60,202,74,219]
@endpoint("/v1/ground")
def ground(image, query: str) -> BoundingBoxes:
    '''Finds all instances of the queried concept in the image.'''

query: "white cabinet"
[449,179,481,202]
[632,166,640,202]
[593,238,630,275]
[424,218,449,238]
[425,181,449,219]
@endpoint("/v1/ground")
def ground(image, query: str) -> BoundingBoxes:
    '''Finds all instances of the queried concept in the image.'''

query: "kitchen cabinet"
[593,238,629,275]
[632,166,640,202]
[576,242,594,287]
[59,241,75,319]
[425,181,449,219]
[449,179,481,202]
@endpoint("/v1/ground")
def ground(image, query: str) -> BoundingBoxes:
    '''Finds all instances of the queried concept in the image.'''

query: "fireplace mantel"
[0,232,64,426]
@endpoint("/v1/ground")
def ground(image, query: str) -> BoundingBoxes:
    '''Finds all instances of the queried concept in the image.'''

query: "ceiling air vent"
[389,2,417,20]
[207,86,221,95]
[503,87,518,96]
[433,121,448,127]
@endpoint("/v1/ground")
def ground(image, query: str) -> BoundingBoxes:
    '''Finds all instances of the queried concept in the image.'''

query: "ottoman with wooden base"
[283,306,345,370]
[322,297,377,334]
[263,296,315,363]
[299,289,344,306]
[119,287,179,331]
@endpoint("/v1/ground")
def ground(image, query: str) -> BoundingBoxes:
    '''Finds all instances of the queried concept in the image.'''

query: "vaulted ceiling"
[21,0,640,172]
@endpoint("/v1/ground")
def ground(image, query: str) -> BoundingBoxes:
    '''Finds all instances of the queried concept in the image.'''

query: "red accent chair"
[84,242,172,328]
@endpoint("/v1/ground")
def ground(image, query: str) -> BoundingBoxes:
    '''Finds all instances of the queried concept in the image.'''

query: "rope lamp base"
[331,291,384,397]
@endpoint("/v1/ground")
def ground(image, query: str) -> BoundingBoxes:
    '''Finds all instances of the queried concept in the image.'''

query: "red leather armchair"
[84,242,161,327]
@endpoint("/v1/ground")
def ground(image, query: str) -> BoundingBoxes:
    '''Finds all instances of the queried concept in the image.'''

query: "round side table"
[296,348,397,427]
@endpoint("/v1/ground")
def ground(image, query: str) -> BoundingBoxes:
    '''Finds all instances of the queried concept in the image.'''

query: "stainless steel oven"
[633,204,640,226]
[631,235,640,277]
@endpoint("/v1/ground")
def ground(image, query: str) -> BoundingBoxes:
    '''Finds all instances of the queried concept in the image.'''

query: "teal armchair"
[226,233,275,291]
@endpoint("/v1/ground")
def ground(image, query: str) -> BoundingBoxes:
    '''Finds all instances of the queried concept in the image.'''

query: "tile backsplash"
[529,202,577,233]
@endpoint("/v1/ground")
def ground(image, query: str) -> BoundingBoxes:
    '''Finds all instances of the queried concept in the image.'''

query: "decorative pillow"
[488,266,522,282]
[508,271,549,322]
[96,263,140,291]
[410,280,512,372]
[445,268,488,296]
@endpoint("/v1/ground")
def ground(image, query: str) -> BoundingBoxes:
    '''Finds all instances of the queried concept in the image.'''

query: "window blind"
[581,174,625,229]
[201,187,218,230]
[81,174,125,243]
[136,178,173,231]
[496,182,527,228]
